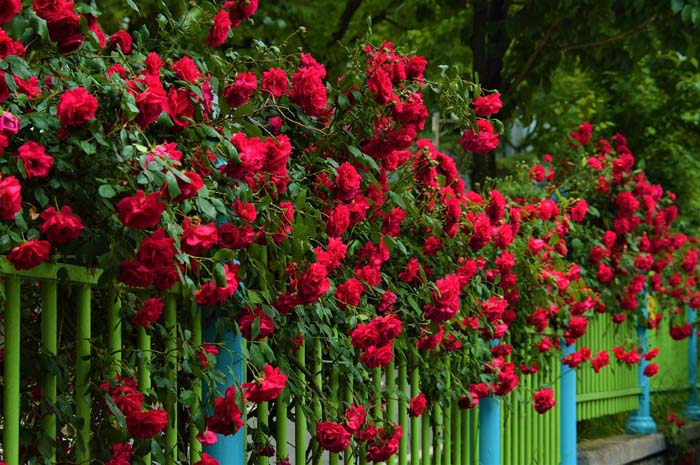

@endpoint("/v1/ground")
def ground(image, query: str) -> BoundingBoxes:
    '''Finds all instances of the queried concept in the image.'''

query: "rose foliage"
[1,1,699,463]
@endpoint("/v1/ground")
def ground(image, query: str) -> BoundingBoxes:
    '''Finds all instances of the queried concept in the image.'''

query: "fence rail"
[0,262,696,465]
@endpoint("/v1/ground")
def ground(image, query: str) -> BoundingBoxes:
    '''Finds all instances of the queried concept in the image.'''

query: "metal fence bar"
[409,352,420,465]
[75,284,92,464]
[41,279,58,463]
[3,275,21,465]
[387,359,397,465]
[398,352,408,465]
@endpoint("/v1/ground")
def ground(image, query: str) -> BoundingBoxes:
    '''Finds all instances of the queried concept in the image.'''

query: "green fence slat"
[329,354,339,465]
[434,404,442,465]
[443,360,451,465]
[421,406,430,465]
[295,340,307,465]
[3,275,20,465]
[138,325,152,465]
[410,351,420,465]
[164,294,178,463]
[41,279,58,463]
[387,359,397,465]
[452,397,460,465]
[343,374,354,465]
[76,285,91,464]
[373,368,382,420]
[257,401,270,465]
[313,337,323,465]
[190,306,202,463]
[107,289,122,377]
[398,352,408,465]
[276,392,289,463]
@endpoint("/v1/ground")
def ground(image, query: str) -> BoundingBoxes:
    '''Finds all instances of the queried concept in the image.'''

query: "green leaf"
[180,389,196,407]
[196,198,217,220]
[165,171,181,199]
[125,0,141,14]
[213,263,227,287]
[98,184,116,199]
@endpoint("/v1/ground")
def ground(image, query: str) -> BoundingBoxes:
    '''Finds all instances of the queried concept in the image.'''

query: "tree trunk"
[469,0,511,189]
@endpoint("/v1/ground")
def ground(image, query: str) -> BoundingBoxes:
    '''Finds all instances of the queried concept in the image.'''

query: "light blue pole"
[203,328,246,465]
[560,342,577,465]
[686,307,700,420]
[625,290,657,434]
[478,394,500,465]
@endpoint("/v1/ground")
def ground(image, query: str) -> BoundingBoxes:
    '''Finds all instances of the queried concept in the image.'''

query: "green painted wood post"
[190,306,203,464]
[387,359,398,465]
[76,285,91,464]
[329,358,339,465]
[313,337,323,465]
[398,352,408,465]
[409,351,420,465]
[276,391,289,463]
[295,340,307,465]
[3,275,20,465]
[443,360,451,465]
[41,280,58,463]
[164,294,178,463]
[107,289,122,377]
[257,401,270,465]
[452,398,460,465]
[421,407,430,465]
[138,325,152,465]
[434,403,442,465]
[343,374,354,465]
[373,368,383,419]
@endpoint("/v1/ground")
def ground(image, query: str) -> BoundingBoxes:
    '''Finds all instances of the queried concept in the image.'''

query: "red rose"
[207,385,244,435]
[344,404,366,433]
[126,409,168,439]
[116,190,166,229]
[367,426,402,462]
[570,199,588,222]
[84,14,106,48]
[570,121,593,146]
[39,205,83,245]
[206,9,232,47]
[232,199,256,223]
[131,297,164,328]
[326,204,350,237]
[316,421,352,453]
[17,141,53,179]
[472,92,502,117]
[0,0,21,25]
[57,87,97,128]
[591,351,609,374]
[181,221,218,256]
[223,72,257,108]
[642,362,658,378]
[194,453,219,465]
[290,55,330,118]
[261,67,288,98]
[162,170,203,202]
[0,111,20,136]
[8,240,51,270]
[359,343,394,369]
[136,228,176,269]
[242,364,287,403]
[172,56,202,83]
[408,393,427,417]
[133,74,168,129]
[14,75,41,100]
[239,306,275,340]
[227,0,258,26]
[336,278,365,307]
[533,388,556,414]
[294,263,330,304]
[424,275,461,323]
[105,442,133,465]
[459,120,499,154]
[0,29,25,59]
[218,223,255,249]
[43,5,82,53]
[118,259,154,287]
[334,162,361,201]
[109,30,132,52]
[596,264,613,283]
[166,87,196,128]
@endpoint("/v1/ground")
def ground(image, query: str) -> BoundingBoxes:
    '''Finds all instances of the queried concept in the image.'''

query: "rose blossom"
[17,141,53,179]
[242,364,287,403]
[116,190,166,229]
[8,240,51,270]
[131,297,164,327]
[316,421,352,453]
[57,87,98,128]
[533,388,556,413]
[39,206,83,244]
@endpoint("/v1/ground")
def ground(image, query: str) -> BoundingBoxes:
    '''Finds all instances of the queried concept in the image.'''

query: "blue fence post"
[686,307,700,420]
[560,342,577,465]
[478,394,500,465]
[625,290,657,434]
[203,328,246,465]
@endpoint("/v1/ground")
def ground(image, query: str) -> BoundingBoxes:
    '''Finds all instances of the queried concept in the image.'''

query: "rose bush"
[0,0,698,463]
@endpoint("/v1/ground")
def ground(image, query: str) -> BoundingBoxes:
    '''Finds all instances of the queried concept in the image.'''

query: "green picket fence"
[501,358,561,465]
[649,305,690,393]
[0,259,695,465]
[576,316,640,421]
